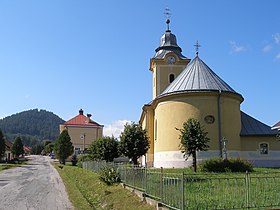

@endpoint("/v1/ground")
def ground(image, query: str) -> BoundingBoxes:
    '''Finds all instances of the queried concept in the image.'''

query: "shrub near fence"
[82,161,280,210]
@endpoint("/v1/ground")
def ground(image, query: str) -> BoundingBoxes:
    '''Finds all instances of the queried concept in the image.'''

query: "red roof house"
[60,109,104,154]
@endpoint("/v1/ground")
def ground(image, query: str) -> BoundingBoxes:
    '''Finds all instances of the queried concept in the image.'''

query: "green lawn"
[117,166,280,210]
[54,164,155,210]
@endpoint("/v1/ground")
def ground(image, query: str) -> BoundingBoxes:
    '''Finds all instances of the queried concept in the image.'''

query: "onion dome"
[152,18,188,60]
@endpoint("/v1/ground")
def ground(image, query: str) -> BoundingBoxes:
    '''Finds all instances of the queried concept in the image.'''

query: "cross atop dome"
[194,40,201,56]
[164,7,171,32]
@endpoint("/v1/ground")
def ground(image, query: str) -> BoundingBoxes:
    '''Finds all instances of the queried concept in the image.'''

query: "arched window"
[169,74,175,83]
[259,142,269,155]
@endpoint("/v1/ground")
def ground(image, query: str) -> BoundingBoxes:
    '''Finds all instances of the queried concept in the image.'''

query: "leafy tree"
[44,142,54,154]
[12,136,24,158]
[89,136,119,162]
[44,140,52,147]
[179,118,210,172]
[54,130,73,165]
[119,122,150,165]
[0,129,5,160]
[31,144,44,155]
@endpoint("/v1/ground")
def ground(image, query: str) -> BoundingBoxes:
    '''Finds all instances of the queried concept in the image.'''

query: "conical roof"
[160,55,242,97]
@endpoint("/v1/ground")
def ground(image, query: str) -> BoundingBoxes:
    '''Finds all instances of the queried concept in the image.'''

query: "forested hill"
[0,109,65,146]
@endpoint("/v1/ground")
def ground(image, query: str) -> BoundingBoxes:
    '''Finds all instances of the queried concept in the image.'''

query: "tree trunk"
[132,157,138,165]
[192,151,197,172]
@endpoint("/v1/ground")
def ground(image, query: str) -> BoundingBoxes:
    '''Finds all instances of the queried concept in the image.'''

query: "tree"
[44,142,54,154]
[12,136,24,158]
[89,136,119,162]
[31,144,44,155]
[54,130,73,164]
[0,129,5,160]
[119,122,150,165]
[179,118,210,172]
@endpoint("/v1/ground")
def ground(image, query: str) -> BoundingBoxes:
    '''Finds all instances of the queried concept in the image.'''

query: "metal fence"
[82,161,280,210]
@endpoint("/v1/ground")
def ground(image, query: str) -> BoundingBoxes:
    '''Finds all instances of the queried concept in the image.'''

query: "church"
[139,17,278,168]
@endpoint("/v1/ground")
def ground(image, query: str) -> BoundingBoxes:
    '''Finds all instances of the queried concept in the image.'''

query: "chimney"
[86,114,92,123]
[79,109,84,115]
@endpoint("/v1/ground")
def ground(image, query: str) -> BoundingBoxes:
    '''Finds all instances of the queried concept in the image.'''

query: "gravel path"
[0,155,73,210]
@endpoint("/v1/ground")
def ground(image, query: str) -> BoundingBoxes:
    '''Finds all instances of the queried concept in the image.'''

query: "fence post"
[145,163,147,194]
[133,166,135,189]
[160,167,163,202]
[182,172,185,210]
[124,165,127,184]
[245,170,249,208]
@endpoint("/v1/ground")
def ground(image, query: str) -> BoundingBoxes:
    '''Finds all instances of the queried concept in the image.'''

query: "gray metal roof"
[152,30,187,60]
[160,55,240,97]
[240,111,278,136]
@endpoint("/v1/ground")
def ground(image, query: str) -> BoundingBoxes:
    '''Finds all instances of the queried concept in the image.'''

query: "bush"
[99,166,121,185]
[78,154,95,162]
[200,158,254,173]
[71,154,78,166]
[76,154,95,168]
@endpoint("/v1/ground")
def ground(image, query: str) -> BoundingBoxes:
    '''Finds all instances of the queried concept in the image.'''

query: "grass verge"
[0,160,29,172]
[54,164,155,210]
[0,164,21,171]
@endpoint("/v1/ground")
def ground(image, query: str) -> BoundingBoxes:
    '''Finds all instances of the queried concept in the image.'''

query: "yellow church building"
[140,18,278,168]
[60,109,103,154]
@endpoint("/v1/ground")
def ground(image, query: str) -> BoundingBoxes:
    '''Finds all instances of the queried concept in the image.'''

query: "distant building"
[23,145,31,155]
[272,121,280,131]
[60,109,104,154]
[3,140,13,161]
[140,17,278,168]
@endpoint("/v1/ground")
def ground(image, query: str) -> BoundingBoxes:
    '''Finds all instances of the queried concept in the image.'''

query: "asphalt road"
[0,155,73,210]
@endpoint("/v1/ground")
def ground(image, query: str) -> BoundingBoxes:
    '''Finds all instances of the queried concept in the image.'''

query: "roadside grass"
[0,164,20,171]
[0,160,29,172]
[54,163,155,210]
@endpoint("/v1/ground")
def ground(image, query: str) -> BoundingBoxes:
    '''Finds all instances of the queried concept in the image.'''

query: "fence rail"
[82,161,280,210]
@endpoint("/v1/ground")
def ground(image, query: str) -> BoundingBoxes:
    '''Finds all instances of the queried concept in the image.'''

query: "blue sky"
[0,1,279,137]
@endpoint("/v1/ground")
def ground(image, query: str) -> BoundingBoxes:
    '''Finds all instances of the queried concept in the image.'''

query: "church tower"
[150,16,190,99]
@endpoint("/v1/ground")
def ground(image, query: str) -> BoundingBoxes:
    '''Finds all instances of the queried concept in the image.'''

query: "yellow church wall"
[153,92,243,155]
[140,106,155,166]
[141,115,147,130]
[241,136,279,151]
[240,136,280,167]
[152,65,187,99]
[156,65,187,97]
[154,95,215,152]
[219,97,242,151]
[151,53,189,99]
